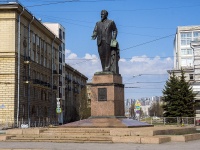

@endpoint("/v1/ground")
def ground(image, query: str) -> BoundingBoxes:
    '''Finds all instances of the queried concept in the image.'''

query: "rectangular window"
[36,52,38,63]
[63,43,65,51]
[181,48,193,55]
[189,74,194,80]
[59,28,62,39]
[181,58,193,67]
[193,31,200,41]
[44,57,46,67]
[63,54,65,63]
[36,36,40,46]
[63,31,65,40]
[32,33,36,43]
[180,32,192,46]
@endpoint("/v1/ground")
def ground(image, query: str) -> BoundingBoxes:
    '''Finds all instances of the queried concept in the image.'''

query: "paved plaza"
[0,141,200,150]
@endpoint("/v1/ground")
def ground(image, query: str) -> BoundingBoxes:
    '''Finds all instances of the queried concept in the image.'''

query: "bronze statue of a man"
[92,10,119,73]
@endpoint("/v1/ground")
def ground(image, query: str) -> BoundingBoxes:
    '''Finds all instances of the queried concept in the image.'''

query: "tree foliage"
[162,69,196,117]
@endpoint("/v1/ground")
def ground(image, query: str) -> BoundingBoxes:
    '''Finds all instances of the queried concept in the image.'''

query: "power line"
[124,81,166,84]
[25,0,122,7]
[120,34,174,52]
[22,1,200,12]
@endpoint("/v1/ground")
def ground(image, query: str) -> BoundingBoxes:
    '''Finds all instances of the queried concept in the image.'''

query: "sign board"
[135,100,141,110]
[98,88,107,101]
[56,107,62,113]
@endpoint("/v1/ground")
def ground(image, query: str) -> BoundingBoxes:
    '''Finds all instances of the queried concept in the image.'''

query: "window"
[181,32,192,46]
[63,54,65,63]
[44,57,46,67]
[63,43,65,51]
[181,58,193,67]
[32,33,36,43]
[44,42,46,51]
[63,31,65,40]
[63,88,65,96]
[59,28,62,39]
[36,36,40,46]
[41,55,44,66]
[193,31,200,41]
[189,74,194,80]
[41,40,44,49]
[36,52,38,63]
[181,48,193,55]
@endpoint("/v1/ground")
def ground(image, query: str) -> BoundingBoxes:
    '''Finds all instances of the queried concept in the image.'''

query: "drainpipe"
[27,16,34,127]
[51,36,56,123]
[17,7,25,127]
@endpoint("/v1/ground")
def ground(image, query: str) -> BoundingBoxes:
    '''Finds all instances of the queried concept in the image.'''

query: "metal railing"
[0,117,59,129]
[141,117,200,126]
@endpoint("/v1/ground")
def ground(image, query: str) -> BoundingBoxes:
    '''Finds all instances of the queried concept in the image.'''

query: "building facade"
[43,23,66,123]
[65,64,89,123]
[0,1,90,127]
[172,25,200,117]
[0,2,62,126]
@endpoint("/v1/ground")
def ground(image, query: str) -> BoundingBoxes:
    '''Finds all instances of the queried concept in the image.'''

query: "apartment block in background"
[43,23,66,123]
[171,25,200,117]
[65,64,89,123]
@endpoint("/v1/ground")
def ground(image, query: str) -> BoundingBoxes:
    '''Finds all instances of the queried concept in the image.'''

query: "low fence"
[0,117,59,129]
[142,117,200,126]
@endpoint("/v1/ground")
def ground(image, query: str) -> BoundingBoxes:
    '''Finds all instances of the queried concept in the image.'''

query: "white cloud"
[65,51,173,99]
[84,53,99,64]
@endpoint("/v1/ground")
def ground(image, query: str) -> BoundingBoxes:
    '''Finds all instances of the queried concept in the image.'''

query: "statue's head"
[101,10,108,21]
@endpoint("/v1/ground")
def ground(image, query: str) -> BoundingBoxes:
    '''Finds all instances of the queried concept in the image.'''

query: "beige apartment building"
[0,2,62,126]
[0,1,90,127]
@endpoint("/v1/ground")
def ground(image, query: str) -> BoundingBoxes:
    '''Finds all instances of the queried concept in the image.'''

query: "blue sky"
[18,0,200,99]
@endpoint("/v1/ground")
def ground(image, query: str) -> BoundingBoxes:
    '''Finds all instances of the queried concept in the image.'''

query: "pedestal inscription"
[98,88,107,101]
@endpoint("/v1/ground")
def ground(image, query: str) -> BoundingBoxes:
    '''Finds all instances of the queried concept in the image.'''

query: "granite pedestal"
[90,73,124,117]
[62,72,153,128]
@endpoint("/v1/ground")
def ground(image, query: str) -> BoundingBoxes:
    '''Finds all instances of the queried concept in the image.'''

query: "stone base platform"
[2,126,200,144]
[61,117,153,128]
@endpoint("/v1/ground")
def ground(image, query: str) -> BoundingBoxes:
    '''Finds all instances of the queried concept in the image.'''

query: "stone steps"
[3,127,200,144]
[8,136,113,143]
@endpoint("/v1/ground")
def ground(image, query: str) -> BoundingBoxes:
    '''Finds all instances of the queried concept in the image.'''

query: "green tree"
[178,69,196,117]
[162,69,196,117]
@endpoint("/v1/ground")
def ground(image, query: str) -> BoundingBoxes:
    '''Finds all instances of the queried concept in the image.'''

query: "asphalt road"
[0,141,200,150]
